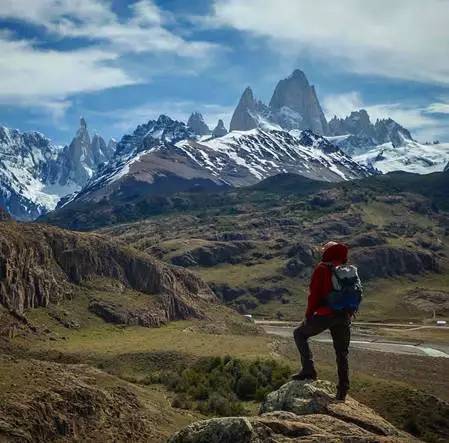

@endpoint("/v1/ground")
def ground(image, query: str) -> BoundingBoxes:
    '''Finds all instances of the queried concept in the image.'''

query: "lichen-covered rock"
[169,380,421,442]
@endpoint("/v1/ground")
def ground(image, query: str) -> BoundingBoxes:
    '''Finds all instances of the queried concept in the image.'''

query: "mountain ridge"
[0,118,115,220]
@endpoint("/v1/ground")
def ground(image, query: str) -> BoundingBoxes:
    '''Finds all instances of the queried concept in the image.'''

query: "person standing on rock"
[292,241,362,402]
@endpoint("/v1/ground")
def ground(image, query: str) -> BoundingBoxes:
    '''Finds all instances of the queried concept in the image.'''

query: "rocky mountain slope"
[54,115,372,211]
[169,379,419,442]
[0,118,115,220]
[0,219,215,325]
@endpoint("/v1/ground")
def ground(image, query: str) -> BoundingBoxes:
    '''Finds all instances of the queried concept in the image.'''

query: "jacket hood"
[322,242,348,265]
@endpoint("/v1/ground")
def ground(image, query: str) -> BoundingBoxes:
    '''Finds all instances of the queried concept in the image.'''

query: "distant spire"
[80,117,87,129]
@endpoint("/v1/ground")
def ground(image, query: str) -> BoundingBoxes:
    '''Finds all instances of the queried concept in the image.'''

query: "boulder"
[169,380,419,442]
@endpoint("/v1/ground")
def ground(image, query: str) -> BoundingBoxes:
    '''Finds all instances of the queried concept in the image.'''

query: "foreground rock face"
[169,380,419,442]
[0,356,173,442]
[0,221,215,322]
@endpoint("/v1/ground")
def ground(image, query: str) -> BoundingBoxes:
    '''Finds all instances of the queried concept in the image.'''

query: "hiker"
[292,241,362,402]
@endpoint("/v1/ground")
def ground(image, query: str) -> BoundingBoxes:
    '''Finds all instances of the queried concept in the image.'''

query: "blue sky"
[0,0,448,145]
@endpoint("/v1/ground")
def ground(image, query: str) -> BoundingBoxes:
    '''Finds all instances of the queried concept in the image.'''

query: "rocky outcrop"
[351,246,439,280]
[212,119,228,138]
[171,241,254,267]
[403,288,449,314]
[0,221,216,322]
[88,299,167,327]
[169,380,418,442]
[269,69,328,135]
[188,112,211,136]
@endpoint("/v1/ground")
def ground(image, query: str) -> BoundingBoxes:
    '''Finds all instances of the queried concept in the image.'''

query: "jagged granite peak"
[212,119,228,138]
[374,117,413,146]
[187,112,211,136]
[328,109,375,139]
[91,134,109,165]
[269,69,329,134]
[58,117,95,186]
[229,87,270,131]
[328,109,413,153]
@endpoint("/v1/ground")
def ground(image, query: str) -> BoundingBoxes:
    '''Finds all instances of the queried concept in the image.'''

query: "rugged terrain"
[0,219,215,325]
[170,380,419,442]
[50,170,447,327]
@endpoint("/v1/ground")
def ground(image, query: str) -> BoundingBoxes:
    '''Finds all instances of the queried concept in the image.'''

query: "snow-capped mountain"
[230,70,328,135]
[59,115,372,208]
[327,109,414,154]
[0,118,115,219]
[353,140,449,174]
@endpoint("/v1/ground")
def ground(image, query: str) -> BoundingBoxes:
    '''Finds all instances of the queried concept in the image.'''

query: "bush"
[158,356,290,416]
[236,374,257,400]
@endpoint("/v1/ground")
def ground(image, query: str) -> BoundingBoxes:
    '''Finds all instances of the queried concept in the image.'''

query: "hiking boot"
[291,370,317,381]
[335,387,348,402]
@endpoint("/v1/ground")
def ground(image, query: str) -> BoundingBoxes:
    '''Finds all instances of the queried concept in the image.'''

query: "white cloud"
[323,92,363,120]
[425,102,449,114]
[0,0,219,113]
[208,0,449,84]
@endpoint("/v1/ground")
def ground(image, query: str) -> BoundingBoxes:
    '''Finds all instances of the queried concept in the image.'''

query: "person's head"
[321,241,348,266]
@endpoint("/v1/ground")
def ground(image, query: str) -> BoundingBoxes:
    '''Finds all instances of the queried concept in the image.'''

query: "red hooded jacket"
[305,243,349,319]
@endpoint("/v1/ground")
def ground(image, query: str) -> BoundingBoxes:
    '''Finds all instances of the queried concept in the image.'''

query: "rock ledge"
[169,380,420,442]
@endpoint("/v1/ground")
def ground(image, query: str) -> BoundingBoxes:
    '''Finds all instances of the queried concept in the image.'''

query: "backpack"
[326,264,363,313]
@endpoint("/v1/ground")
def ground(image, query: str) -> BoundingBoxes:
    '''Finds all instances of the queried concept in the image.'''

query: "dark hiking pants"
[293,313,351,390]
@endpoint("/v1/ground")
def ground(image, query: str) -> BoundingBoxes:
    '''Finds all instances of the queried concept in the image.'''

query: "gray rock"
[229,87,269,131]
[188,112,211,136]
[168,417,254,443]
[269,69,329,135]
[212,119,228,138]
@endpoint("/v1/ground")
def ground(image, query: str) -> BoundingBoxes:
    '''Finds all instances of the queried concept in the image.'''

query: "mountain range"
[0,118,115,219]
[1,68,448,220]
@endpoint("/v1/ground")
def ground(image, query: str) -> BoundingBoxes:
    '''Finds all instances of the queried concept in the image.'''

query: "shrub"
[157,356,290,417]
[236,374,258,400]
